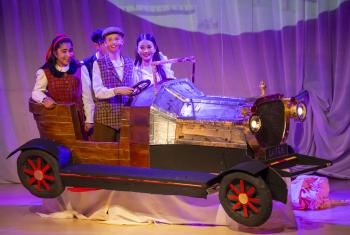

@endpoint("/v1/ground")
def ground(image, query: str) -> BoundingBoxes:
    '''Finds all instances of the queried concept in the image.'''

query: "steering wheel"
[130,80,151,96]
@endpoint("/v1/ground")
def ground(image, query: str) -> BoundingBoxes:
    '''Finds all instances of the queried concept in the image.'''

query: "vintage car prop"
[7,57,331,227]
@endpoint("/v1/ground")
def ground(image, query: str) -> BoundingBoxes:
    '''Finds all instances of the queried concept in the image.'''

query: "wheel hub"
[34,170,43,180]
[238,193,249,204]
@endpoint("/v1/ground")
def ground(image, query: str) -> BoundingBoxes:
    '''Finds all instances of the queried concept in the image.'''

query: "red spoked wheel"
[219,172,272,227]
[17,150,64,198]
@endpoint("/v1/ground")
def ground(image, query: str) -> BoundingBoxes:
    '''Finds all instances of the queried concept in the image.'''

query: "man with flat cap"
[92,26,134,142]
[81,29,107,138]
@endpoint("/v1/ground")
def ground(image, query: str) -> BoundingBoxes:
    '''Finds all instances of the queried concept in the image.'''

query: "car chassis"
[7,57,331,227]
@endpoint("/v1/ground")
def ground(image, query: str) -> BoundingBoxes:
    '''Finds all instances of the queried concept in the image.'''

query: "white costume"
[132,54,175,85]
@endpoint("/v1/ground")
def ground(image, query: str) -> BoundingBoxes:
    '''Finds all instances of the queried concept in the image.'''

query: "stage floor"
[0,179,349,235]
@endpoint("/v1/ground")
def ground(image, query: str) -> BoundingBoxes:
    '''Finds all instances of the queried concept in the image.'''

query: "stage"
[0,178,349,235]
[1,0,350,234]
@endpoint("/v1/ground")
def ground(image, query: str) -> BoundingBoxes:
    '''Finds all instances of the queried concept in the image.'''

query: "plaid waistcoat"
[44,68,83,107]
[95,55,133,129]
[44,68,85,137]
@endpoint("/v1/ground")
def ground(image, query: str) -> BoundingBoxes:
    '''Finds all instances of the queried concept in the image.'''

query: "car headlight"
[249,115,262,133]
[290,102,307,121]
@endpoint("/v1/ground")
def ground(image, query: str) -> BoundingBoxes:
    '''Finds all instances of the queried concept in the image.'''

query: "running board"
[60,164,217,198]
[266,154,332,177]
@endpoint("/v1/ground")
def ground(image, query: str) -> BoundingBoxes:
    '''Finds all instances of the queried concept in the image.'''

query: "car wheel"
[219,172,272,227]
[17,150,64,198]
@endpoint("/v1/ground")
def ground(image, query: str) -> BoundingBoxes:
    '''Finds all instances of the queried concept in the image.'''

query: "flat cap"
[102,26,125,38]
[90,29,103,43]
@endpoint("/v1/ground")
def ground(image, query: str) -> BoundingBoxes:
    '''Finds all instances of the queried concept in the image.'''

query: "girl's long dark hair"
[134,33,167,80]
[41,35,79,77]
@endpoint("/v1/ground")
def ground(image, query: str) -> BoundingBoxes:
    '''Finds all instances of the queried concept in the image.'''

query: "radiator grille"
[255,100,285,147]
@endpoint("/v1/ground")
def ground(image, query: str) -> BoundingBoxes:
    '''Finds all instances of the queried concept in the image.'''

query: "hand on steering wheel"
[130,80,151,96]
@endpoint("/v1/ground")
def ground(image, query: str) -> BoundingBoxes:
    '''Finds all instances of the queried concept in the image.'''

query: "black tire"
[17,150,64,198]
[219,172,272,227]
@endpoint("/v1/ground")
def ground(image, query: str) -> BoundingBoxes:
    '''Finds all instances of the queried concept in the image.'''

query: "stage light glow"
[249,115,262,133]
[290,102,307,122]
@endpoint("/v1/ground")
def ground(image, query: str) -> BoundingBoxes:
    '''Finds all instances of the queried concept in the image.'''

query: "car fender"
[6,138,71,168]
[229,160,268,175]
[209,160,287,203]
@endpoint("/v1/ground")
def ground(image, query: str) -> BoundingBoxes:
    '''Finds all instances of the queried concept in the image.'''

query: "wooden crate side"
[130,144,150,167]
[70,141,128,165]
[29,100,82,140]
[130,107,150,125]
[175,119,246,148]
[29,100,72,117]
[129,107,150,167]
[130,126,150,144]
[35,120,75,134]
[29,101,151,167]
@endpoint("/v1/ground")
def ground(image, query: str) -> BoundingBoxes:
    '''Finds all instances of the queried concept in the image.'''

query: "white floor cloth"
[35,179,296,231]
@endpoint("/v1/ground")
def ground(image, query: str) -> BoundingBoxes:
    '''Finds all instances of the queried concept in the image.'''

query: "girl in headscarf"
[32,34,91,139]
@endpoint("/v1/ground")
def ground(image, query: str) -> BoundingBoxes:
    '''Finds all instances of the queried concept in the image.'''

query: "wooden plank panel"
[34,137,125,165]
[130,126,149,143]
[74,140,120,149]
[73,157,128,166]
[130,107,150,125]
[175,119,246,147]
[120,107,130,121]
[29,101,72,117]
[71,146,118,160]
[120,125,130,138]
[69,141,125,165]
[29,100,141,166]
[35,121,75,134]
[130,144,150,167]
[34,115,72,123]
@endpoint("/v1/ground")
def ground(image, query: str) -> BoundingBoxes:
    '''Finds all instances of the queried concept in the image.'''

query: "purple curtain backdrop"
[0,0,349,182]
[297,2,350,178]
